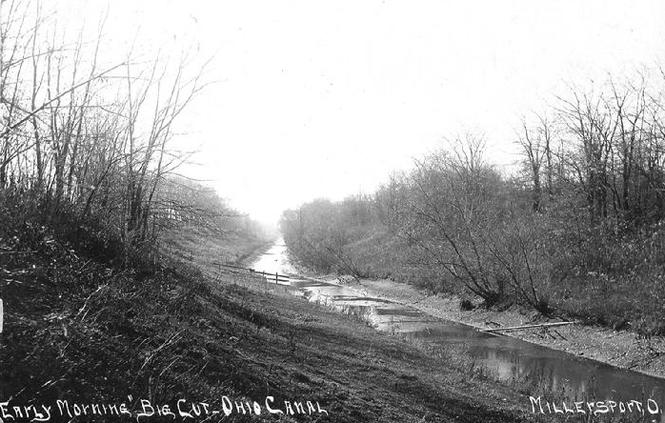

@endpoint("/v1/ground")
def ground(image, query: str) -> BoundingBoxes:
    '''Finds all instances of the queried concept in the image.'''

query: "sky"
[62,0,665,225]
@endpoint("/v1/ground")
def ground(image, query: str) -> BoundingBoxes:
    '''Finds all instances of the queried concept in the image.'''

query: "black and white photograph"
[1,1,664,422]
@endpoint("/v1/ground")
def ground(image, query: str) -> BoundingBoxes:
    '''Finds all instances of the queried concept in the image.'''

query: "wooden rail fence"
[213,262,291,283]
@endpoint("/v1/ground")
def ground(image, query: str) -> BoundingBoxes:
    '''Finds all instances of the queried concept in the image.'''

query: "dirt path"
[335,277,665,380]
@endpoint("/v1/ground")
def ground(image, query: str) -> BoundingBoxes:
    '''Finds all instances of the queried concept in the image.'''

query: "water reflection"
[251,240,665,421]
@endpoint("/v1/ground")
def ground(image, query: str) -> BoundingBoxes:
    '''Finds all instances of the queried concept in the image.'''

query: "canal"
[252,239,665,420]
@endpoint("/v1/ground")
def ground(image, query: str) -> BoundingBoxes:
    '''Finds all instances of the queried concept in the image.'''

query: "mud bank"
[341,277,665,380]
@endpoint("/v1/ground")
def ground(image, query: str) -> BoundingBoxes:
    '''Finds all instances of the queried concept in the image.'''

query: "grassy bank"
[160,224,274,278]
[1,199,570,422]
[282,208,665,339]
[340,228,665,335]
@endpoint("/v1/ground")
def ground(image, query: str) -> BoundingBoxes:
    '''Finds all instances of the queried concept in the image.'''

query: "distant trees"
[281,71,665,331]
[155,176,261,239]
[374,171,408,233]
[281,198,370,277]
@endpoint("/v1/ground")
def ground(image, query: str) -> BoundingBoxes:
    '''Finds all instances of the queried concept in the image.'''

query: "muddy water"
[253,240,665,420]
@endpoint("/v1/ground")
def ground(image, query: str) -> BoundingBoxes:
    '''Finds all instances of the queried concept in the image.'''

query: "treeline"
[1,0,258,264]
[157,176,266,238]
[281,75,665,336]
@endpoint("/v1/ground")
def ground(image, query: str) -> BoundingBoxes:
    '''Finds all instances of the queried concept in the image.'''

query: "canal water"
[252,239,665,420]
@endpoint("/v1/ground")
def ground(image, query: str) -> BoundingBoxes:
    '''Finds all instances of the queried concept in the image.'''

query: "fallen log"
[480,321,580,333]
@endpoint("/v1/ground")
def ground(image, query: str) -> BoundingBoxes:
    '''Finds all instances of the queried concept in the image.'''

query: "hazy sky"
[66,0,665,224]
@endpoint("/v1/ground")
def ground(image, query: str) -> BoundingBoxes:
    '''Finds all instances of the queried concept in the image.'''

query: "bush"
[460,299,474,311]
